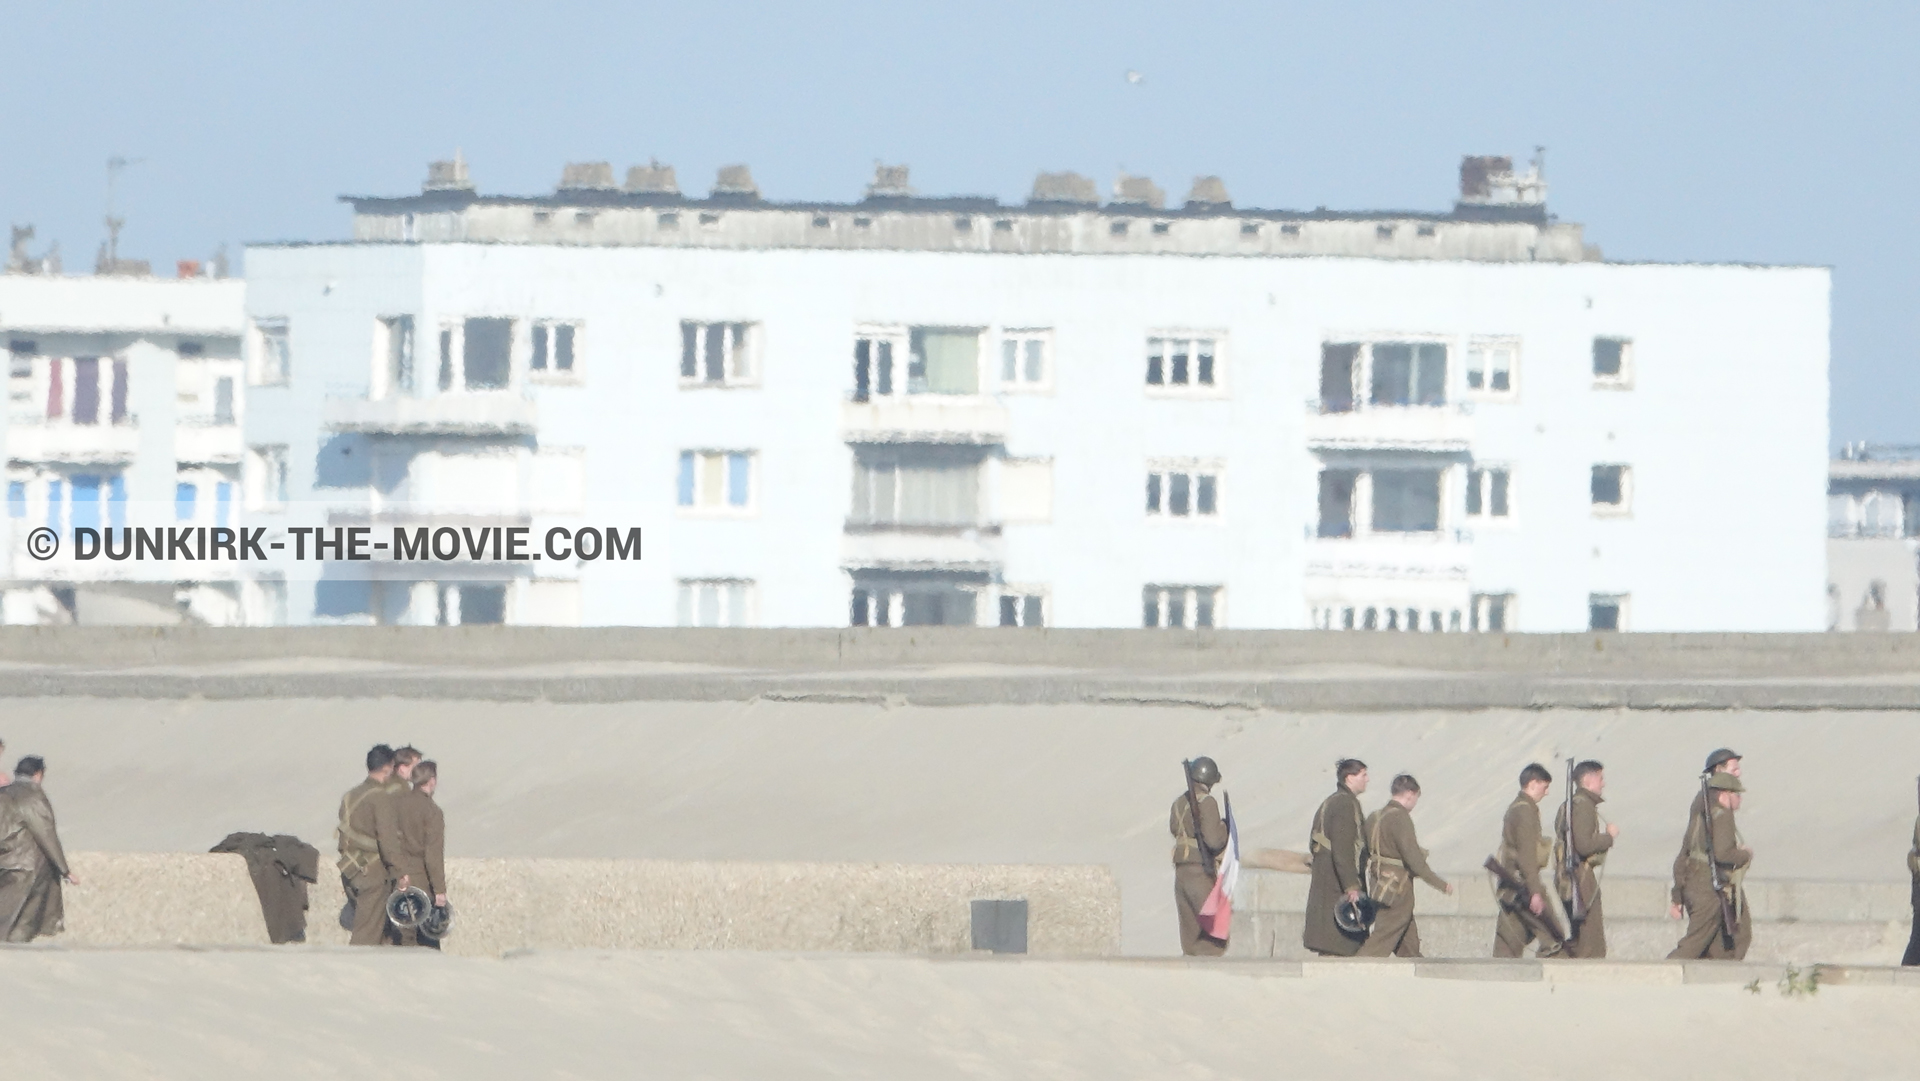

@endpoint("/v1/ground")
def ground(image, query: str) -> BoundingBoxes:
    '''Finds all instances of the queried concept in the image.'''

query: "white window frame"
[993,586,1049,627]
[1464,465,1514,524]
[1144,333,1225,397]
[1591,463,1632,517]
[680,321,757,388]
[372,315,416,399]
[531,320,584,383]
[997,329,1053,393]
[1593,337,1634,389]
[1470,592,1515,632]
[676,449,757,517]
[1588,593,1629,632]
[249,318,291,387]
[1145,459,1223,521]
[247,444,289,511]
[1464,337,1519,400]
[1143,584,1223,629]
[676,579,757,627]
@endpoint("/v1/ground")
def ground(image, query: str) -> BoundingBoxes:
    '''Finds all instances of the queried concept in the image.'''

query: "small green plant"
[1778,965,1820,997]
[1743,979,1762,995]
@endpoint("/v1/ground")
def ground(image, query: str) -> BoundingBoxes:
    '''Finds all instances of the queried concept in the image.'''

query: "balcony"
[174,417,244,465]
[841,522,1003,571]
[1303,400,1473,453]
[323,393,537,436]
[841,396,1008,445]
[5,419,141,465]
[1303,534,1472,583]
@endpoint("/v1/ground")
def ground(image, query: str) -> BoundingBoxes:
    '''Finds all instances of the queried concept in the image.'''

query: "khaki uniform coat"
[1903,814,1919,967]
[1493,790,1562,958]
[1356,801,1447,958]
[1169,786,1229,956]
[1303,786,1366,956]
[380,788,446,948]
[1667,790,1752,960]
[0,781,71,943]
[1553,788,1614,959]
[336,776,395,946]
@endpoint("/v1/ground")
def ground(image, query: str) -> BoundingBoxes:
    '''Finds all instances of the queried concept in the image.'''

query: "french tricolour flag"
[1198,792,1239,940]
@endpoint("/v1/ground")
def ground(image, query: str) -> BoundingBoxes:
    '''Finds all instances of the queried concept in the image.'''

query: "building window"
[1593,337,1632,388]
[677,579,755,627]
[1465,340,1516,397]
[437,328,455,391]
[1589,593,1627,632]
[1145,336,1218,392]
[1373,470,1442,532]
[1143,585,1221,629]
[680,322,755,386]
[1317,469,1357,538]
[853,327,980,400]
[531,321,579,378]
[1471,593,1514,632]
[997,590,1046,627]
[1370,343,1447,406]
[999,331,1051,390]
[1146,465,1219,518]
[435,583,507,626]
[462,317,512,390]
[175,482,197,521]
[375,316,415,396]
[248,445,289,509]
[6,480,25,518]
[1591,464,1631,515]
[251,318,290,386]
[851,452,980,526]
[1465,468,1511,519]
[850,583,978,627]
[677,450,754,512]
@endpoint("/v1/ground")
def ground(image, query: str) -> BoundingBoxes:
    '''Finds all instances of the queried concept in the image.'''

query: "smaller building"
[1827,444,1920,631]
[3,271,264,624]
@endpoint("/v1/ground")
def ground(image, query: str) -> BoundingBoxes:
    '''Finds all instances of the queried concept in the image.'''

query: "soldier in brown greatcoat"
[380,759,448,948]
[1668,768,1753,960]
[1902,785,1919,967]
[1553,759,1619,958]
[1169,757,1230,956]
[337,744,397,946]
[1303,759,1369,957]
[1493,763,1564,958]
[1357,774,1452,958]
[0,756,78,943]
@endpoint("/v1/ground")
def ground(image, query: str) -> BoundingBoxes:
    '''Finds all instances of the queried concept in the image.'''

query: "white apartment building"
[1827,445,1920,631]
[240,156,1830,630]
[2,272,263,624]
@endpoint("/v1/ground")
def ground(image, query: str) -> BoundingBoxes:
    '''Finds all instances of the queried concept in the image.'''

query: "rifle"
[1698,774,1738,950]
[1562,756,1584,926]
[1482,856,1567,950]
[1181,760,1218,879]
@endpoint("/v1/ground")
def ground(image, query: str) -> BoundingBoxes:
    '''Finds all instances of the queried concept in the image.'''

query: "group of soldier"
[334,743,448,948]
[1169,747,1873,962]
[0,736,75,942]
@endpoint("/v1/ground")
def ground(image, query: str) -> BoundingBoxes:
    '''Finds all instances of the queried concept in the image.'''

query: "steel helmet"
[1185,757,1221,786]
[1335,894,1378,935]
[385,885,432,931]
[420,901,454,939]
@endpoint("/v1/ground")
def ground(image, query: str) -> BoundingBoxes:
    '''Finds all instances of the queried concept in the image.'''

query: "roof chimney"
[712,164,760,199]
[1029,171,1098,205]
[424,151,474,193]
[625,162,679,194]
[866,164,913,199]
[1110,174,1164,209]
[1184,176,1231,209]
[558,162,617,191]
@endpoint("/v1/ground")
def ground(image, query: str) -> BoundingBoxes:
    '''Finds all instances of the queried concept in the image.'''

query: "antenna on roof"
[100,155,145,275]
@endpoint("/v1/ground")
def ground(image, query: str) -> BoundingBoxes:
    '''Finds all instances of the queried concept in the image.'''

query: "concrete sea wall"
[54,853,1121,957]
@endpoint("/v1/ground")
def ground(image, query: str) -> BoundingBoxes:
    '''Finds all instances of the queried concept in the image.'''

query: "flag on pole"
[1198,791,1239,940]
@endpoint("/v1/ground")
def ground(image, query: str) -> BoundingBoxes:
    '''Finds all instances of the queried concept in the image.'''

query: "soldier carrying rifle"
[1667,749,1752,960]
[1170,757,1229,957]
[1554,758,1618,958]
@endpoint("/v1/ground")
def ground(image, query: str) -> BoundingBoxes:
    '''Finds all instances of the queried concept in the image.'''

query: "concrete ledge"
[51,853,1120,958]
[1415,959,1544,981]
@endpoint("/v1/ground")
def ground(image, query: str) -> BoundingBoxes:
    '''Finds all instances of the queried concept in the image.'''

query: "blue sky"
[4,1,1914,443]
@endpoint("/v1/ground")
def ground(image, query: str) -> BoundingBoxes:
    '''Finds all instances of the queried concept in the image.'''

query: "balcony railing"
[5,419,142,464]
[323,393,537,436]
[175,415,243,464]
[841,396,1008,445]
[1304,399,1473,452]
[841,521,1003,570]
